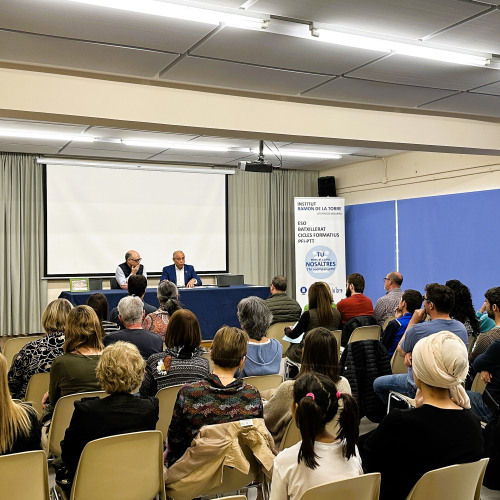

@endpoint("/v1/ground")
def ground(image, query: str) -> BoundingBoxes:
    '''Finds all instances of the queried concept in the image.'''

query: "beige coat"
[165,419,276,500]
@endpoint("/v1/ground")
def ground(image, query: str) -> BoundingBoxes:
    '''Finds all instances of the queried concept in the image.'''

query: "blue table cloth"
[59,285,270,340]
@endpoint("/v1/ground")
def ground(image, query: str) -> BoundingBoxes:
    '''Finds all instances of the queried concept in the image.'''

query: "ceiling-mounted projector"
[238,140,276,173]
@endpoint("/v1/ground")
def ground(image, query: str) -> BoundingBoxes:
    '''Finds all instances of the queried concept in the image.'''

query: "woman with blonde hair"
[42,305,103,414]
[8,298,73,399]
[58,341,159,488]
[0,353,41,455]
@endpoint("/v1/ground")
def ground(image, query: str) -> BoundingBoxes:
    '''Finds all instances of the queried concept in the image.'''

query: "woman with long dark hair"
[270,372,362,500]
[445,279,480,338]
[86,293,118,334]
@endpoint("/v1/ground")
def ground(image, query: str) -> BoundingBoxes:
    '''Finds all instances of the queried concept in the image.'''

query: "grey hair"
[271,275,287,292]
[125,251,133,261]
[173,250,184,258]
[157,281,182,315]
[237,296,273,341]
[118,295,143,326]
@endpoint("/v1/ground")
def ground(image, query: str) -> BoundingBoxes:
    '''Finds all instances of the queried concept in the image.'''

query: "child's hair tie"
[305,392,315,400]
[336,391,342,400]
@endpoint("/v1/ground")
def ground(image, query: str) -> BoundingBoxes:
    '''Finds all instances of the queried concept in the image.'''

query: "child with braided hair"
[270,372,363,500]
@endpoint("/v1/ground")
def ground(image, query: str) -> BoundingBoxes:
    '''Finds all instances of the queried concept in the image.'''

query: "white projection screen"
[44,164,229,277]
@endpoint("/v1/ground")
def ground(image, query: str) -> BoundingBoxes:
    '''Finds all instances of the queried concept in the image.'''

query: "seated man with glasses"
[373,283,468,407]
[373,271,404,327]
[115,250,147,290]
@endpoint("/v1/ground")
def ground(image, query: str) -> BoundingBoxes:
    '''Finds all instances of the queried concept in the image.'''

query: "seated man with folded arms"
[381,289,423,357]
[374,283,468,407]
[115,250,147,290]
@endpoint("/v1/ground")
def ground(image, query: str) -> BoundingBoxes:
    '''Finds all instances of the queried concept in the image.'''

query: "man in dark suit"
[160,250,201,288]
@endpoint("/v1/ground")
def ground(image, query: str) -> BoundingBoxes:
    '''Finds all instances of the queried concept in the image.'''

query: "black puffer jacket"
[340,340,392,423]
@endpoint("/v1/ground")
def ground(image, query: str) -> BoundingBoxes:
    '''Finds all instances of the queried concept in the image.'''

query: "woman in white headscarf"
[361,331,484,500]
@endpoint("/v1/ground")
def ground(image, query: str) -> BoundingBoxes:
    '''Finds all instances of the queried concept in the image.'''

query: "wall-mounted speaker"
[318,176,337,197]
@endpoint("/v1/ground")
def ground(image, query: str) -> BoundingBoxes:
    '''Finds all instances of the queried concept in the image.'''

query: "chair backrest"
[24,372,51,416]
[70,431,166,500]
[47,391,107,457]
[299,473,381,500]
[267,322,295,355]
[216,274,244,286]
[341,315,378,346]
[279,418,302,451]
[244,374,282,394]
[109,277,120,289]
[156,384,183,442]
[471,373,486,394]
[468,335,476,355]
[405,458,489,500]
[3,336,42,369]
[202,351,214,372]
[348,325,381,344]
[330,330,342,357]
[390,351,407,375]
[0,450,50,500]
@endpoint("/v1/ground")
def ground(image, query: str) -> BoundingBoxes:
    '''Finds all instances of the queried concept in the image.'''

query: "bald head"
[125,250,141,268]
[173,250,185,270]
[385,271,403,290]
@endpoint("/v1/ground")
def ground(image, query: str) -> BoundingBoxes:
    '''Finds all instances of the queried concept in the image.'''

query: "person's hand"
[131,264,139,275]
[481,371,493,384]
[414,389,424,408]
[186,279,196,288]
[480,302,487,314]
[395,305,404,319]
[411,309,427,324]
[284,327,292,335]
[404,352,412,367]
[41,391,49,411]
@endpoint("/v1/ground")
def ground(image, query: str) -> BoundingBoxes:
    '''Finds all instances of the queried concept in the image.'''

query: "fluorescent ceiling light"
[66,0,269,30]
[0,129,95,142]
[313,29,491,67]
[121,140,231,152]
[276,150,342,159]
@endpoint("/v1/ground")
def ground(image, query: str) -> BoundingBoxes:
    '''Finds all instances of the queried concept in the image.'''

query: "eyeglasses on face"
[129,258,142,262]
[383,277,391,282]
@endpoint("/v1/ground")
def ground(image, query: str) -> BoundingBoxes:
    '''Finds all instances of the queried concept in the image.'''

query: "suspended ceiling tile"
[355,149,407,156]
[0,0,217,53]
[349,54,500,91]
[472,80,500,96]
[0,119,88,135]
[191,27,385,75]
[0,142,61,154]
[0,30,177,77]
[419,92,500,117]
[282,144,366,154]
[146,153,241,163]
[159,56,331,94]
[86,127,198,143]
[429,11,500,55]
[306,76,458,107]
[60,146,154,160]
[248,0,487,39]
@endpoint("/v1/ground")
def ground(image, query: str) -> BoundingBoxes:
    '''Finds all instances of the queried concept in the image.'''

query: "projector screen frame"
[42,163,230,279]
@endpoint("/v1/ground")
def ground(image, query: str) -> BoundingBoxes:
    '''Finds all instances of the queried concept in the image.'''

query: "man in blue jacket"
[160,250,201,288]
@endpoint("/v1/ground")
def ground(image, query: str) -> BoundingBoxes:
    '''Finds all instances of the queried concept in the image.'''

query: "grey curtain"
[228,168,319,298]
[0,153,45,336]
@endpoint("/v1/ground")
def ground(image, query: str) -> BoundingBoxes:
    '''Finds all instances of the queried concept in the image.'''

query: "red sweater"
[337,294,374,324]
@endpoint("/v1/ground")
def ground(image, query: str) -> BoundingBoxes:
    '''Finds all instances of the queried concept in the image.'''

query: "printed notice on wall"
[294,197,346,309]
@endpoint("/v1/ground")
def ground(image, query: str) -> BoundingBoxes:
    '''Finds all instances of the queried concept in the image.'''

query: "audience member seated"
[265,328,351,448]
[8,298,73,399]
[140,310,209,396]
[337,273,374,325]
[86,292,119,334]
[467,339,500,424]
[374,271,403,327]
[143,281,182,341]
[42,305,104,416]
[265,275,302,325]
[477,300,496,334]
[381,289,423,357]
[374,283,468,407]
[109,275,156,328]
[103,296,163,360]
[361,331,483,500]
[446,279,480,339]
[270,372,362,500]
[285,282,341,363]
[58,342,159,489]
[237,296,282,376]
[469,287,500,370]
[303,282,338,312]
[165,326,263,467]
[0,353,41,455]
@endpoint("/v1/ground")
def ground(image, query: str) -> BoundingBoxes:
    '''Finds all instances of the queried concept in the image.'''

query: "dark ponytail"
[293,372,359,469]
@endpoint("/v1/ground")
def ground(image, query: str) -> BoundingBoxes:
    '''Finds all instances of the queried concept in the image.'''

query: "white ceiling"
[1,0,500,167]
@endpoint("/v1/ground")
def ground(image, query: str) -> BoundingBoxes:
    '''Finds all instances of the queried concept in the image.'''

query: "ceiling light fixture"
[121,140,231,152]
[312,29,491,67]
[276,150,342,159]
[66,0,269,30]
[0,129,95,142]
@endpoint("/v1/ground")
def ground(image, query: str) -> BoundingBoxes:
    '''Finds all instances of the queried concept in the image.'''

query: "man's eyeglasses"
[129,258,142,263]
[423,297,432,304]
[383,278,391,282]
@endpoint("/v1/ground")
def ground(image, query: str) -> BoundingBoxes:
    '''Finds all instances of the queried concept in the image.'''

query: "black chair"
[109,277,121,289]
[216,275,244,286]
[89,278,103,290]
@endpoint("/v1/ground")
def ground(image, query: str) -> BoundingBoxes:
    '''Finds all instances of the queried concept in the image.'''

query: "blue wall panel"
[398,189,500,310]
[345,201,396,305]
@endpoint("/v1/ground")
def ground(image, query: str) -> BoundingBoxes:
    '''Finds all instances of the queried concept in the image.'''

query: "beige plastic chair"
[330,330,342,357]
[383,316,396,331]
[391,350,407,375]
[24,372,51,416]
[46,391,107,457]
[0,450,50,500]
[471,373,486,394]
[3,335,42,369]
[279,418,302,451]
[267,322,295,356]
[244,374,283,393]
[299,473,381,500]
[405,458,489,500]
[348,325,381,344]
[202,350,214,371]
[156,384,183,442]
[53,431,166,500]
